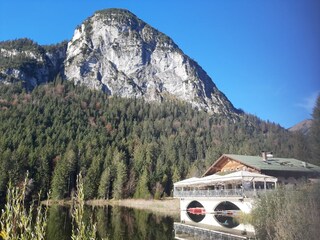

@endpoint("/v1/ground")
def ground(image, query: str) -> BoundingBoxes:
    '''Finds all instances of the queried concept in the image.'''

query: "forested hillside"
[0,80,310,201]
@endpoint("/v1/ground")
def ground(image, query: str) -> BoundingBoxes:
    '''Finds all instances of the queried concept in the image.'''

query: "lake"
[45,204,252,240]
[46,205,178,240]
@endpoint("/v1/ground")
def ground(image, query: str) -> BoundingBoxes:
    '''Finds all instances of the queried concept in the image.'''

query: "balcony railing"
[174,188,273,198]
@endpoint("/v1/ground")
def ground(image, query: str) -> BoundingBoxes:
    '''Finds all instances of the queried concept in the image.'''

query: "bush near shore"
[249,183,320,240]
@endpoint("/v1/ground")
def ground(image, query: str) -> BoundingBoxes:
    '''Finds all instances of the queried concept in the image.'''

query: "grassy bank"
[88,198,180,217]
[43,198,180,218]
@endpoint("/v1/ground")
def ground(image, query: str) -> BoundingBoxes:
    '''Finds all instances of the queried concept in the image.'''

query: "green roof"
[224,154,320,174]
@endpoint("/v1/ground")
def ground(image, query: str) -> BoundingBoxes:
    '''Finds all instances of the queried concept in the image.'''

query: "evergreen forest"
[0,80,313,202]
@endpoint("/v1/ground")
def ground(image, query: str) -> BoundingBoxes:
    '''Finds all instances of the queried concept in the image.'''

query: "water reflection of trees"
[46,205,175,240]
[47,206,72,240]
[95,206,175,240]
[96,206,110,239]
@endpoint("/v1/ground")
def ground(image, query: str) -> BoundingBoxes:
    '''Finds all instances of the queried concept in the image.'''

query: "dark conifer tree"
[310,94,320,165]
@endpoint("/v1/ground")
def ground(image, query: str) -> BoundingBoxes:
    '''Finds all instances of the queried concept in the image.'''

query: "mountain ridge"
[0,8,239,117]
[288,119,312,135]
[0,39,67,89]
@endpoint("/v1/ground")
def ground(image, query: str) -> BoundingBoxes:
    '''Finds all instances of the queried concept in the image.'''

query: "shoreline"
[42,198,180,218]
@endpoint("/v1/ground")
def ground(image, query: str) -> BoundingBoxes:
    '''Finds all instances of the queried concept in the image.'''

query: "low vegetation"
[249,183,320,240]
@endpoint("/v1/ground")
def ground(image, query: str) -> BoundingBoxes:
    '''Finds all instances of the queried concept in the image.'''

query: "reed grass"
[0,173,101,239]
[71,173,98,240]
[0,175,48,240]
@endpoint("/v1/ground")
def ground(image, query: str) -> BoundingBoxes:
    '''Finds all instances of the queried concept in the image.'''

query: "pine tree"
[98,167,111,199]
[172,166,181,183]
[112,151,127,200]
[51,148,76,199]
[84,156,102,199]
[310,94,320,165]
[134,168,151,199]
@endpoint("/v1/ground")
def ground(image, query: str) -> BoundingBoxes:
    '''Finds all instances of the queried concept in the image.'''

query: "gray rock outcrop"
[0,9,238,116]
[64,9,237,115]
[0,39,67,89]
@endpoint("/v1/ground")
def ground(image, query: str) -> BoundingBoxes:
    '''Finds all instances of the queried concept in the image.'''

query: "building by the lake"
[173,152,320,238]
[203,152,320,184]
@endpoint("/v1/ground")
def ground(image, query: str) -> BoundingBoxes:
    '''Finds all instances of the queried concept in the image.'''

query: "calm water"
[46,205,177,240]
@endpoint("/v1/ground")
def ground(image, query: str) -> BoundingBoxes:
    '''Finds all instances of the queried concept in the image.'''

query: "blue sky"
[0,0,319,128]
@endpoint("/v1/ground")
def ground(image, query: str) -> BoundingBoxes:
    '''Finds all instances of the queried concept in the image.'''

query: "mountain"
[288,119,312,135]
[1,8,238,117]
[0,39,67,90]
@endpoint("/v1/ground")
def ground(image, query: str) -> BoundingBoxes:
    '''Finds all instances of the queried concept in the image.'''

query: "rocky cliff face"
[0,39,67,89]
[1,9,238,116]
[64,9,238,115]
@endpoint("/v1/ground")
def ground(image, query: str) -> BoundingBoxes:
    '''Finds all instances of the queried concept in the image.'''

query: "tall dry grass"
[0,175,48,240]
[251,183,320,240]
[71,173,99,240]
[0,173,102,240]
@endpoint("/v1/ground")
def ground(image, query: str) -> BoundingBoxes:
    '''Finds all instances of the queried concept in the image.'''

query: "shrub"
[250,183,320,240]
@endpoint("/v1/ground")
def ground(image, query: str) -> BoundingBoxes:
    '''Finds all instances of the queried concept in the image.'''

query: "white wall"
[179,197,255,233]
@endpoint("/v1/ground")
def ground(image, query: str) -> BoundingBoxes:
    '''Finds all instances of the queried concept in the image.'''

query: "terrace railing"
[174,188,273,198]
